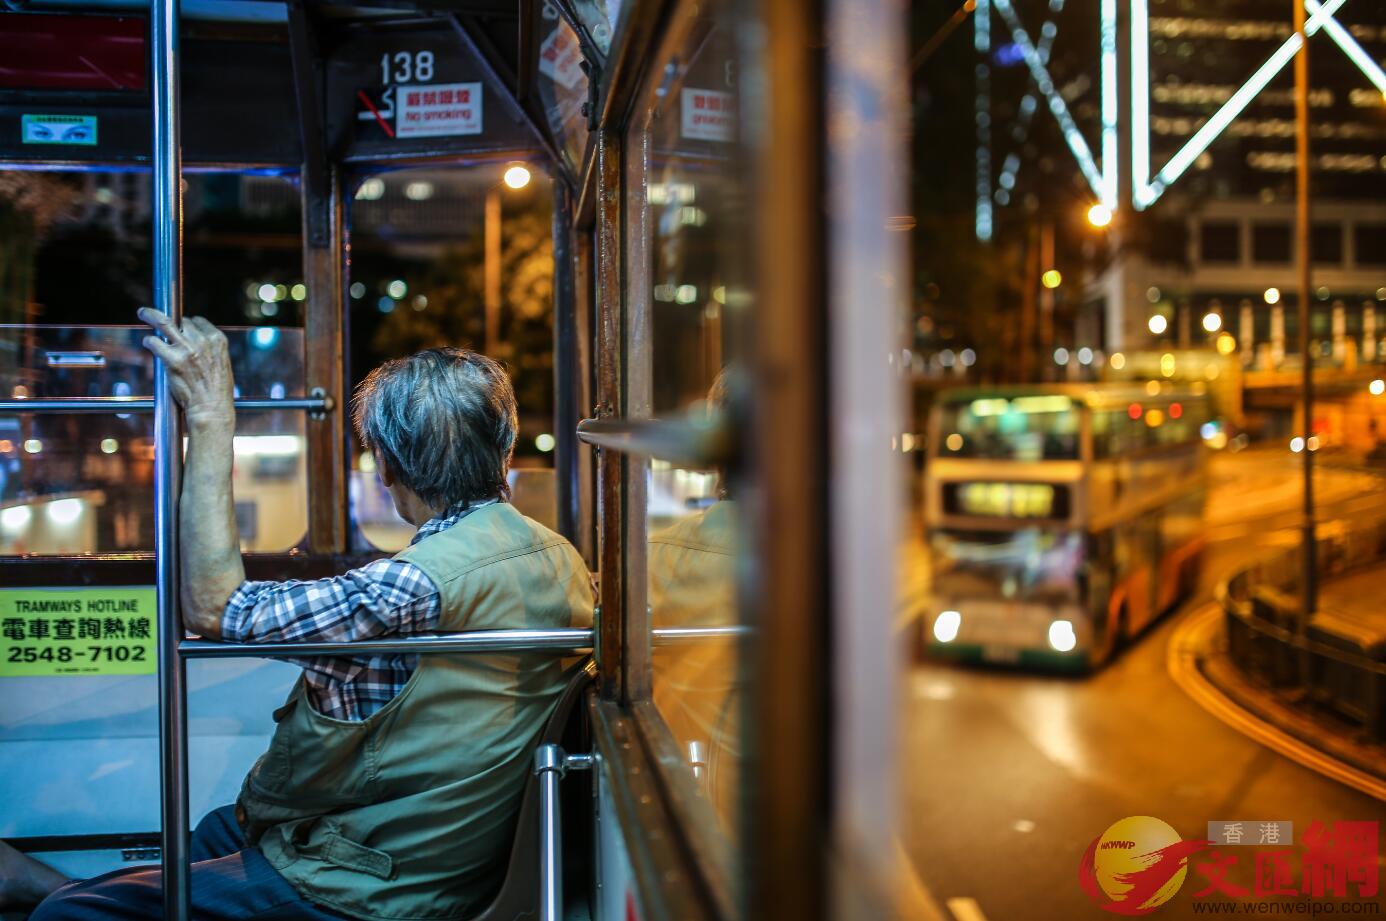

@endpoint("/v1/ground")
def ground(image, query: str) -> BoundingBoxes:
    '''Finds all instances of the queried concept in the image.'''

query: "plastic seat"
[469,659,595,921]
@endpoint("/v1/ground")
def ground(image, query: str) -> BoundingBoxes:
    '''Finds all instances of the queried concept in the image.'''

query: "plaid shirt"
[222,500,497,720]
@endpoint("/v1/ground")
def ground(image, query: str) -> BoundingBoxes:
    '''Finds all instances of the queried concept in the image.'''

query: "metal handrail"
[180,629,596,659]
[178,625,749,659]
[0,397,332,413]
[575,414,734,467]
[1222,584,1386,677]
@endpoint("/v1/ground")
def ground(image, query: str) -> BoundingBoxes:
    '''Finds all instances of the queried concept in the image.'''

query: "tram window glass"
[535,4,591,172]
[628,0,747,889]
[937,396,1080,461]
[1,170,305,329]
[0,326,307,554]
[0,170,309,554]
[1,652,297,875]
[346,165,557,551]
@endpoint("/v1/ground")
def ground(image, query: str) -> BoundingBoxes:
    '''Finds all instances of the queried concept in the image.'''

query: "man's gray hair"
[353,348,518,510]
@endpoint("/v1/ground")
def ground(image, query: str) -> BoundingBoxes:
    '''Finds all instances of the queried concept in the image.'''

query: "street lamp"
[503,164,532,190]
[1148,314,1168,335]
[1202,311,1222,333]
[1086,203,1113,228]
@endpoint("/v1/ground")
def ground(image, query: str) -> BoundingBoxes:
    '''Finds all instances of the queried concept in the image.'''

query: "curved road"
[900,450,1386,921]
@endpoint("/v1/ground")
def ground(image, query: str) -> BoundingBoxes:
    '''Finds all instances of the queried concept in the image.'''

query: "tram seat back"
[470,658,595,921]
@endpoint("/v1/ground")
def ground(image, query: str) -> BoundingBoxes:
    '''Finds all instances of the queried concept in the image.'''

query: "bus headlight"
[933,610,962,644]
[1047,619,1077,653]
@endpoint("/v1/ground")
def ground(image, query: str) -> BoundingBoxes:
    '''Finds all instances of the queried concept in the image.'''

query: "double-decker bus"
[923,384,1211,668]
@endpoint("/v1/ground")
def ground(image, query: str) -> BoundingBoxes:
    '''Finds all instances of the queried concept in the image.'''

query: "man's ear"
[373,448,395,487]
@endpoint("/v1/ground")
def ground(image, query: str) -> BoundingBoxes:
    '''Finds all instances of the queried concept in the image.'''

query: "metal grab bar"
[575,415,734,467]
[651,624,752,645]
[177,625,750,659]
[180,628,597,659]
[534,744,594,921]
[0,396,333,413]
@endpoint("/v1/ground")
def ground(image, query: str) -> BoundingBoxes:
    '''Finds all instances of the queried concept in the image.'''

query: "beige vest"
[237,503,594,921]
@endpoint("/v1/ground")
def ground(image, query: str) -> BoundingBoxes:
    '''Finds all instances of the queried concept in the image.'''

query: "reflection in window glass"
[535,4,591,172]
[631,2,746,890]
[348,166,557,551]
[566,0,619,55]
[0,327,307,554]
[0,170,304,329]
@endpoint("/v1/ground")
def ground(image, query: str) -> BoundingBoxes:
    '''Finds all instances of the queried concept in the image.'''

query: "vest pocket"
[318,832,396,880]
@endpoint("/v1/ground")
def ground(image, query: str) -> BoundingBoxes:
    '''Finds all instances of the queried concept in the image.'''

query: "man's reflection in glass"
[648,371,740,831]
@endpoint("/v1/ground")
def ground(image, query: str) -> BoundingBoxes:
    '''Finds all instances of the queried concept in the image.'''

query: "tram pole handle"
[534,745,593,921]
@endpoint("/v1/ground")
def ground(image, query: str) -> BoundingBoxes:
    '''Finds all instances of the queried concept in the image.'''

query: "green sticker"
[0,587,156,676]
[21,114,98,146]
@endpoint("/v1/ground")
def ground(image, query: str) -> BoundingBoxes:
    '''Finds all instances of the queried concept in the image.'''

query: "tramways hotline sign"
[0,587,156,677]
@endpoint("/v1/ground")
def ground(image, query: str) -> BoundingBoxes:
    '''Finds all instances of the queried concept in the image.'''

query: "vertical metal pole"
[534,745,564,921]
[552,180,580,542]
[151,0,190,918]
[1294,0,1317,619]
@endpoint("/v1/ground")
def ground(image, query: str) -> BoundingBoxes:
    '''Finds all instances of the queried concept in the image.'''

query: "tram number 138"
[381,51,435,84]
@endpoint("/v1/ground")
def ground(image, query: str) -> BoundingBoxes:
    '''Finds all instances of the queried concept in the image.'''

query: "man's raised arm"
[138,307,245,639]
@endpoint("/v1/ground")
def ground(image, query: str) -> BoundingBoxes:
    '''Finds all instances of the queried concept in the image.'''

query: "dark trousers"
[30,806,350,920]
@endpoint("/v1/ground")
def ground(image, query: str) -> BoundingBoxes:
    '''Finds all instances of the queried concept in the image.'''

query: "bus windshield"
[935,395,1080,461]
[930,528,1084,603]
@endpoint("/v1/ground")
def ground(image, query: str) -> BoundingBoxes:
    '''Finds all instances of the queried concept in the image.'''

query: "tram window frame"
[607,0,745,913]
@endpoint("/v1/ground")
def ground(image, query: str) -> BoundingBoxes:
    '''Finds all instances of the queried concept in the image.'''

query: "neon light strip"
[1306,0,1386,96]
[1141,0,1348,208]
[996,4,1063,198]
[975,0,993,242]
[1131,0,1152,208]
[993,0,1106,205]
[1100,0,1118,209]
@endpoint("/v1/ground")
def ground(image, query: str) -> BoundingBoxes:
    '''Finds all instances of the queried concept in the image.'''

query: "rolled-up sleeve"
[221,558,441,644]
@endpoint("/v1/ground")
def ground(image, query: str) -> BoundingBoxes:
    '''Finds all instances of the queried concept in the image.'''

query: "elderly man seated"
[0,308,593,920]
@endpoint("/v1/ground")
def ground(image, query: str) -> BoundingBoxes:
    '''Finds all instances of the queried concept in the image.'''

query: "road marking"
[1168,603,1386,802]
[946,897,990,921]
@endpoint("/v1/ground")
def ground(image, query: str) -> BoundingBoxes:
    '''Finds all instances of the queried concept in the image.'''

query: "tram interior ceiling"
[0,6,573,170]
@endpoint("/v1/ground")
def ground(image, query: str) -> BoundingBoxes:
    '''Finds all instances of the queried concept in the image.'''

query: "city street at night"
[901,451,1386,920]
